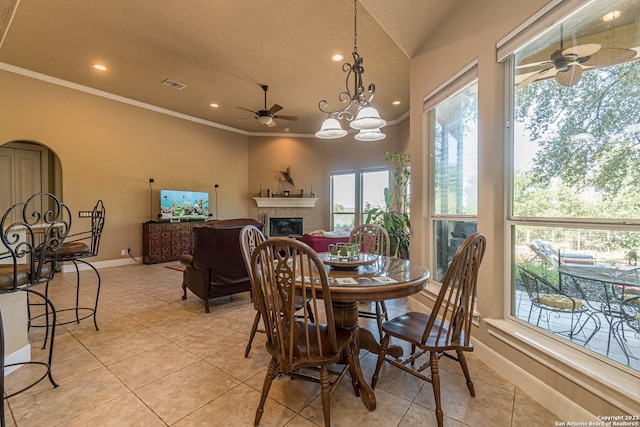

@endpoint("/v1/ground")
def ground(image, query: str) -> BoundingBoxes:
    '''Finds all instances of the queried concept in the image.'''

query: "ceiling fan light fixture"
[315,117,348,139]
[258,116,273,126]
[354,128,385,141]
[603,10,621,21]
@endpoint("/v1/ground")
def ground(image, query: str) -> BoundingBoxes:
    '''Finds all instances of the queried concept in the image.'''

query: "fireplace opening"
[270,217,303,237]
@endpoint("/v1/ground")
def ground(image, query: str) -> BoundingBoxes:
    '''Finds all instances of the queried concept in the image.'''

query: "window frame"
[330,168,390,231]
[425,62,479,284]
[500,0,640,409]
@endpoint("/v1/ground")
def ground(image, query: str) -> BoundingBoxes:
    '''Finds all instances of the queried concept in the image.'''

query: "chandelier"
[315,0,386,141]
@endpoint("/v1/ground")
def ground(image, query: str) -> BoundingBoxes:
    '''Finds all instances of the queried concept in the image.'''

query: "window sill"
[485,318,639,414]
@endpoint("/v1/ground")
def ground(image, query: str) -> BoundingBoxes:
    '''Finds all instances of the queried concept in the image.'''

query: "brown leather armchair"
[180,218,263,313]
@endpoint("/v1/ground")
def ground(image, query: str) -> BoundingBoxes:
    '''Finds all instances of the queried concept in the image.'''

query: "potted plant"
[365,150,411,258]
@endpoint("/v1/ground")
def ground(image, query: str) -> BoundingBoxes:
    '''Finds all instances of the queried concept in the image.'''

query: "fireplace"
[270,217,303,237]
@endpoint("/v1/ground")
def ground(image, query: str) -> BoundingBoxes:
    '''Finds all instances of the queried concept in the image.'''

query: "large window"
[330,169,389,230]
[426,71,478,282]
[508,0,640,372]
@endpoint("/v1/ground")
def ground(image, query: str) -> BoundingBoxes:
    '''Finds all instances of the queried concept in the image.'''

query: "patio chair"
[611,296,640,366]
[517,265,600,346]
[528,239,595,269]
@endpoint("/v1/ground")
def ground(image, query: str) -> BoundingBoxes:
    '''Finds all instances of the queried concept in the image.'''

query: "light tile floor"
[4,263,562,426]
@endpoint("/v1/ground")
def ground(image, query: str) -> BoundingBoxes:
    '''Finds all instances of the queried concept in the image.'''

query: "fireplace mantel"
[253,197,318,208]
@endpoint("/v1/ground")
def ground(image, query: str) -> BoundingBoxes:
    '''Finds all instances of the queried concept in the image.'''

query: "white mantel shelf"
[253,197,318,208]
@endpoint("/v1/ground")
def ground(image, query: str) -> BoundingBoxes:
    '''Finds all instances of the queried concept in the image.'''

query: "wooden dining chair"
[349,223,390,337]
[250,237,361,427]
[239,225,314,357]
[371,233,486,427]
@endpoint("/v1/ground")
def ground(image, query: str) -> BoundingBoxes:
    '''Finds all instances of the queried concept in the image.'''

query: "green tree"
[516,62,640,197]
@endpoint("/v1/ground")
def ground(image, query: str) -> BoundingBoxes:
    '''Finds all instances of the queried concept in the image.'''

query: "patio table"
[559,265,640,355]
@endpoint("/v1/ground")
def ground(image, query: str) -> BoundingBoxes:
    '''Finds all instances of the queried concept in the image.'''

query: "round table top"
[559,265,640,287]
[318,254,430,302]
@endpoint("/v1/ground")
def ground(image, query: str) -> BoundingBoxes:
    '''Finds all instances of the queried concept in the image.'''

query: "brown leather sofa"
[180,218,263,313]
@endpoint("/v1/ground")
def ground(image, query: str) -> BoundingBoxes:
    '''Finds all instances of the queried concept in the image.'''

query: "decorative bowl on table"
[328,242,360,260]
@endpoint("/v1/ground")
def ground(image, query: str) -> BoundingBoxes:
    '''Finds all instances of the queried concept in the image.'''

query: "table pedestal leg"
[332,301,403,359]
[331,300,376,410]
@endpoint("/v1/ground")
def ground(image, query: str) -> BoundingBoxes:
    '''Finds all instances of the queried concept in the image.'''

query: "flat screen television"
[160,189,209,221]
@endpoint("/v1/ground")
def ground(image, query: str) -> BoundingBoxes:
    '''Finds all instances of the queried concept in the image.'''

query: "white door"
[0,145,42,221]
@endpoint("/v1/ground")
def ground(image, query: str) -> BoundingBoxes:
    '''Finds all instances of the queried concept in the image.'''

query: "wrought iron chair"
[41,199,104,330]
[0,192,70,423]
[349,223,390,337]
[239,225,314,357]
[612,295,640,366]
[371,233,486,427]
[517,265,600,346]
[250,238,361,427]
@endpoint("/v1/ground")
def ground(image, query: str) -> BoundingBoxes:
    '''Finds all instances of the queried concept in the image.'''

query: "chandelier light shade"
[350,106,386,130]
[315,117,348,139]
[354,128,385,141]
[316,0,386,140]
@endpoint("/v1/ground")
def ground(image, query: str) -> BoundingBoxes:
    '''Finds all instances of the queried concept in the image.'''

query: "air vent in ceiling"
[161,79,187,90]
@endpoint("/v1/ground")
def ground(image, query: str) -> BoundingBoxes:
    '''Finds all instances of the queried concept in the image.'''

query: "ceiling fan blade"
[582,47,637,67]
[237,106,258,114]
[274,115,298,121]
[267,120,277,128]
[236,117,255,120]
[268,104,283,114]
[555,64,583,87]
[562,43,601,59]
[515,60,553,70]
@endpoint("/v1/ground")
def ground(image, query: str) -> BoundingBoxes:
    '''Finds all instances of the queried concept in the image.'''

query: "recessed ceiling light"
[392,100,401,105]
[331,54,343,62]
[93,64,107,71]
[603,10,621,21]
[210,103,219,108]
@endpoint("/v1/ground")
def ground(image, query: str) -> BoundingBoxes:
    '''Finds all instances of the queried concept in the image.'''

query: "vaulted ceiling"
[0,0,460,136]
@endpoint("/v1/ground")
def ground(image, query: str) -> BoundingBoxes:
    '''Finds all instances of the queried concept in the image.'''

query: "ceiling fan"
[516,25,637,89]
[237,85,298,128]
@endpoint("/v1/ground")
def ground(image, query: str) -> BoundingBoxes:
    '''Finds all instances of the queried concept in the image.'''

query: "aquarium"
[160,189,209,220]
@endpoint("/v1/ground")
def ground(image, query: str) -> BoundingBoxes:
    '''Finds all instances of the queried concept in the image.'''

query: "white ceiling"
[0,0,460,136]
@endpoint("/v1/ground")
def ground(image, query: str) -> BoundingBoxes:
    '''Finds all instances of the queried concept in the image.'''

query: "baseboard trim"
[4,344,31,376]
[61,257,139,273]
[407,296,596,421]
[472,336,597,421]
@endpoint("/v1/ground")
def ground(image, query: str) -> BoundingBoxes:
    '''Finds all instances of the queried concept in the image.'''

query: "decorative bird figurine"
[280,166,295,186]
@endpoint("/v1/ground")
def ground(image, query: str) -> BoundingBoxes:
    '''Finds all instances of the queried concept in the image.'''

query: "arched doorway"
[0,140,62,215]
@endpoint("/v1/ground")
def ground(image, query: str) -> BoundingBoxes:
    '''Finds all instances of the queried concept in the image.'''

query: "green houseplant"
[365,150,411,258]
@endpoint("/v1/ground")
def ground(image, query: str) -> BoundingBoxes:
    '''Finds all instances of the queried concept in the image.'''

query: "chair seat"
[538,293,582,309]
[383,311,470,350]
[57,241,91,258]
[265,323,352,364]
[0,264,52,290]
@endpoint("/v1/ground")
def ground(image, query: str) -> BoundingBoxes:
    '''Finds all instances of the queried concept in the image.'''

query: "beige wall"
[0,70,250,261]
[247,121,408,232]
[409,0,624,416]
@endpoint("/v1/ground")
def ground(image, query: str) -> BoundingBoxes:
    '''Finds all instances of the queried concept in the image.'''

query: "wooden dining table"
[314,253,431,410]
[318,253,430,354]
